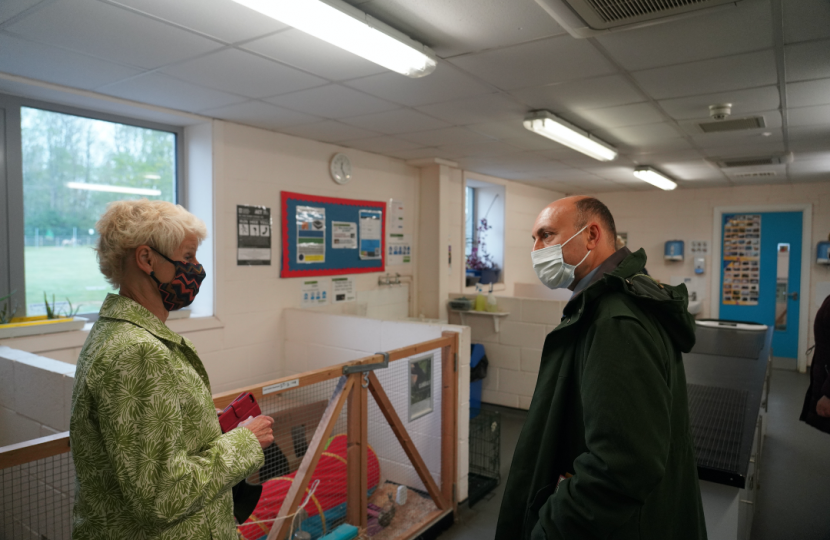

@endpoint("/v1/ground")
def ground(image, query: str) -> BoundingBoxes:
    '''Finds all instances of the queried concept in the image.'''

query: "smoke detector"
[709,103,732,120]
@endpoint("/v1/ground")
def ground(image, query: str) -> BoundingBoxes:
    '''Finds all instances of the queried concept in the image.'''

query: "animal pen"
[0,332,459,540]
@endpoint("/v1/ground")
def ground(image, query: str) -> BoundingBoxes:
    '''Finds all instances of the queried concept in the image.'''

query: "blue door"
[720,212,802,359]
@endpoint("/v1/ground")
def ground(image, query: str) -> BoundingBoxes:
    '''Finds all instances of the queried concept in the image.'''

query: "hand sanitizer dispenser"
[694,256,705,275]
[818,241,830,265]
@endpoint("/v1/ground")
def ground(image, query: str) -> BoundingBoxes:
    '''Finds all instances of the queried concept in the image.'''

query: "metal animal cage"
[0,333,459,540]
[467,409,500,508]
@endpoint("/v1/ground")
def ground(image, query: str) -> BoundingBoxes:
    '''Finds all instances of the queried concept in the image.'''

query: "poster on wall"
[332,277,356,303]
[331,221,357,249]
[237,205,271,265]
[359,209,383,260]
[389,199,405,232]
[722,214,761,306]
[297,206,326,264]
[301,278,329,307]
[408,355,433,421]
[387,234,411,265]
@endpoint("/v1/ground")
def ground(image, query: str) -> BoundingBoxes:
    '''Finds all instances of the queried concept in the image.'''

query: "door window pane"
[775,243,790,331]
[21,107,176,316]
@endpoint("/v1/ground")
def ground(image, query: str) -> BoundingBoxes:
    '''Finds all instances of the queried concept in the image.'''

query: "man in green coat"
[496,197,707,540]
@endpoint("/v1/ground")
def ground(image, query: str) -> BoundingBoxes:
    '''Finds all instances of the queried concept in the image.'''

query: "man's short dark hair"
[575,197,617,247]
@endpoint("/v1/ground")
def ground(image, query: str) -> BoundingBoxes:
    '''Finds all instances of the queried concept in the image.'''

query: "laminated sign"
[297,206,326,264]
[237,205,271,266]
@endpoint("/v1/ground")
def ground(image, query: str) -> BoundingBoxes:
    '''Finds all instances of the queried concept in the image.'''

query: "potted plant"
[466,218,501,285]
[0,291,87,339]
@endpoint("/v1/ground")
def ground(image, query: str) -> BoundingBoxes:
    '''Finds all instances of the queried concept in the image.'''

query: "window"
[465,185,476,259]
[464,178,505,285]
[1,95,183,318]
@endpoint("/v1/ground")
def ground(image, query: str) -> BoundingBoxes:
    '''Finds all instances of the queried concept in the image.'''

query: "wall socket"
[690,241,709,254]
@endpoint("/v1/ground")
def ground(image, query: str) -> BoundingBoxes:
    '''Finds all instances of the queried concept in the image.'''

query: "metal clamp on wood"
[343,352,389,375]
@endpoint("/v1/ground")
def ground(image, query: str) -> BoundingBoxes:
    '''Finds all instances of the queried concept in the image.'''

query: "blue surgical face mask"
[531,226,590,290]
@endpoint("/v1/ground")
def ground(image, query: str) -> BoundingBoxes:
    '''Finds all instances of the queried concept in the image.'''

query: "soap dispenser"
[474,285,487,311]
[486,283,498,312]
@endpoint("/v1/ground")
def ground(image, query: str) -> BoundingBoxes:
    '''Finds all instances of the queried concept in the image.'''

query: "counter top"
[683,322,772,489]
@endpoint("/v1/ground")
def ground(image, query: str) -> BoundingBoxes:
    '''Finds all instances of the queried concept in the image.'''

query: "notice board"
[280,191,386,278]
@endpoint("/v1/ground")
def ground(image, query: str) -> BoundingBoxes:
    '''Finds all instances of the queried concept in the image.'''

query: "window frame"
[0,92,186,319]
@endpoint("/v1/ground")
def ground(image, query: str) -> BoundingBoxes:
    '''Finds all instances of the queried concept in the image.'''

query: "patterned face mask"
[149,246,206,311]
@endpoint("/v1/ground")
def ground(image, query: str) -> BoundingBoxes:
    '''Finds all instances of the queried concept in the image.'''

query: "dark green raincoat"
[496,248,707,540]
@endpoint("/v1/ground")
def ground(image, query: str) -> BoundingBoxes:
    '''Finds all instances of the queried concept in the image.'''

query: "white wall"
[282,309,472,501]
[0,346,75,447]
[591,182,830,360]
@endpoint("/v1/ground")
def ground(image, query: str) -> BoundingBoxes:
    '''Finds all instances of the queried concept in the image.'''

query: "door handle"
[788,292,799,301]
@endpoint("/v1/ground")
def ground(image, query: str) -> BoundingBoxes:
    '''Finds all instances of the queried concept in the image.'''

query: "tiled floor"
[439,369,830,540]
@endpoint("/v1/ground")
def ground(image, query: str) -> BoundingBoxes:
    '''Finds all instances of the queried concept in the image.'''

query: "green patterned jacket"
[70,294,264,539]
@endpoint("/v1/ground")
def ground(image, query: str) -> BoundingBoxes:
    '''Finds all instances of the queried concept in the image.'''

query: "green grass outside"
[24,246,116,316]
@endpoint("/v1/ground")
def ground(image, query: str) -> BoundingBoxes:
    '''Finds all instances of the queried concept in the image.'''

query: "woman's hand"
[817,396,830,418]
[239,415,275,448]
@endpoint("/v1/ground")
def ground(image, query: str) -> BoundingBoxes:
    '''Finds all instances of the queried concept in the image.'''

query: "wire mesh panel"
[1,450,74,540]
[468,409,500,507]
[366,350,443,538]
[238,377,351,540]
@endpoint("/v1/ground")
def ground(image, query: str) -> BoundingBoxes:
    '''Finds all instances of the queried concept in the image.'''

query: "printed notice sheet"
[237,205,271,265]
[359,209,383,260]
[387,234,411,265]
[332,221,357,250]
[332,277,356,303]
[408,355,434,421]
[297,206,326,264]
[389,200,405,232]
[301,279,329,307]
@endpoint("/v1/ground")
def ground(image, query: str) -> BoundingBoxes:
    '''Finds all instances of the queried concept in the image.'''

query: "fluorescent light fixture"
[523,110,617,162]
[633,167,678,190]
[66,182,162,196]
[232,0,437,78]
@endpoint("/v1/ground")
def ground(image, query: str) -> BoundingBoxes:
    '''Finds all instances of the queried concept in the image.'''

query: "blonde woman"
[70,200,274,540]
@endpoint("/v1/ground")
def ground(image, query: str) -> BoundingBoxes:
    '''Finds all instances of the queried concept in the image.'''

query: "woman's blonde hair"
[95,199,207,288]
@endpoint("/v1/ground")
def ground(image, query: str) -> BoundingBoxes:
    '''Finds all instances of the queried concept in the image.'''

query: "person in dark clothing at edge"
[496,196,707,540]
[800,293,830,433]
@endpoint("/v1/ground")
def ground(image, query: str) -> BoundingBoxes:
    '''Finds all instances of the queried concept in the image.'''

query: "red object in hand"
[218,392,262,433]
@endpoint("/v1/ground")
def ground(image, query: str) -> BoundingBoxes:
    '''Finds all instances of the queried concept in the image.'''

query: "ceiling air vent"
[731,171,777,179]
[708,153,794,169]
[697,116,766,133]
[534,0,743,38]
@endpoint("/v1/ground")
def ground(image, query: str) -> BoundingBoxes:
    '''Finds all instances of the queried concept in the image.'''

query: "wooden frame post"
[268,376,354,540]
[441,331,459,515]
[346,373,368,529]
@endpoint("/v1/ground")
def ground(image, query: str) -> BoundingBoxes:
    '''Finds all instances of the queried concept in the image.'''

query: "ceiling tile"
[439,140,524,158]
[266,85,399,119]
[344,62,492,107]
[466,122,531,140]
[107,0,287,43]
[656,162,722,181]
[575,103,666,130]
[595,0,772,71]
[384,147,460,161]
[277,120,381,143]
[241,29,388,81]
[785,40,830,82]
[0,0,43,25]
[200,100,320,129]
[340,109,450,134]
[0,33,142,90]
[397,127,494,146]
[161,48,325,99]
[98,72,246,113]
[510,75,646,112]
[783,0,830,44]
[501,134,573,151]
[415,93,527,125]
[345,0,565,58]
[788,160,830,175]
[341,136,423,153]
[448,35,617,91]
[699,140,788,157]
[632,50,778,100]
[788,104,830,127]
[657,86,780,121]
[599,122,684,147]
[5,0,223,69]
[787,79,830,108]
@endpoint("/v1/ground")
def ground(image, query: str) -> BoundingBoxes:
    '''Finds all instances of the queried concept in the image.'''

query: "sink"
[688,300,703,315]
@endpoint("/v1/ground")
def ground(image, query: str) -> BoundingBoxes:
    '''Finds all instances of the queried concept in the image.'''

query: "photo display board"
[280,191,386,278]
[722,213,761,306]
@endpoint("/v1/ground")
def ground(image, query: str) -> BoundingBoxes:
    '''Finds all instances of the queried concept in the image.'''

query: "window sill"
[0,316,224,355]
[462,283,507,295]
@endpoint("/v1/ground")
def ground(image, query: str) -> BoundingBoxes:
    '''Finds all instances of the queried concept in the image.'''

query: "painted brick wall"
[448,295,565,410]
